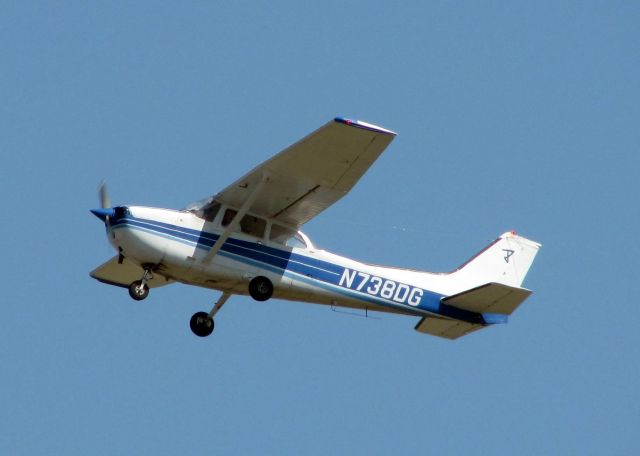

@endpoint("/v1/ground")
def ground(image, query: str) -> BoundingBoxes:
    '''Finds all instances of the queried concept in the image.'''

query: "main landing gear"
[189,277,274,338]
[249,276,273,301]
[128,272,274,337]
[190,293,230,337]
[190,312,214,337]
[128,268,151,301]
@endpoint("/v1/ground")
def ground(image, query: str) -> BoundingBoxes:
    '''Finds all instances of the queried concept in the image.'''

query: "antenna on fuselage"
[330,302,379,320]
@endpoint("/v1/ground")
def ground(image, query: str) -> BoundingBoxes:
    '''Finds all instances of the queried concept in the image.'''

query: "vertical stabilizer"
[450,232,541,291]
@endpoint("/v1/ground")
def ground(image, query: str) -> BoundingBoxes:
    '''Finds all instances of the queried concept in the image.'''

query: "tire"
[248,276,273,302]
[190,311,214,337]
[128,280,149,301]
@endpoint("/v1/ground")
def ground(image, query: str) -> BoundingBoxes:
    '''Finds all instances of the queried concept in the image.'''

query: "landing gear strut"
[190,293,231,337]
[128,268,151,301]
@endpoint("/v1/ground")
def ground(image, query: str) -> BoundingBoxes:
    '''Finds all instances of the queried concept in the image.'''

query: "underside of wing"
[203,117,396,227]
[90,256,173,289]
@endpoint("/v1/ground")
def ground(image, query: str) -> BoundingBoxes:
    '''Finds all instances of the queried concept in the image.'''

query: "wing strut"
[201,173,269,264]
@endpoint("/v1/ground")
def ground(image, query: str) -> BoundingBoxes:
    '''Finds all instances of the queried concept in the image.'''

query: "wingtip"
[334,117,397,135]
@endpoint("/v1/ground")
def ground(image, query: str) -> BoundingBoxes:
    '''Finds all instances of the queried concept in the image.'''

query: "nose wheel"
[128,280,149,300]
[128,268,152,301]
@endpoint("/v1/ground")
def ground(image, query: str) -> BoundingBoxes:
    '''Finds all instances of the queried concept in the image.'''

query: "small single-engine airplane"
[90,117,541,339]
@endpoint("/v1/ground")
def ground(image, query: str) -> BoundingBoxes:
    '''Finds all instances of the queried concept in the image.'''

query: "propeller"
[91,180,116,222]
[99,180,111,209]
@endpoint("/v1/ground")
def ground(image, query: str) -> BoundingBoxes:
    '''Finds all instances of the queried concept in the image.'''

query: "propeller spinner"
[91,180,115,221]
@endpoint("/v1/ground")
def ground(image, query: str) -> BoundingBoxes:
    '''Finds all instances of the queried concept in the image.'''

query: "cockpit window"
[270,224,308,248]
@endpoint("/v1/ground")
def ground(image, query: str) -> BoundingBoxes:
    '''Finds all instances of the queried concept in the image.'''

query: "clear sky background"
[1,2,639,454]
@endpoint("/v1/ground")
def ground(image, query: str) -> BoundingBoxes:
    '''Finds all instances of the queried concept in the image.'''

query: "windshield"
[184,196,212,212]
[185,197,221,222]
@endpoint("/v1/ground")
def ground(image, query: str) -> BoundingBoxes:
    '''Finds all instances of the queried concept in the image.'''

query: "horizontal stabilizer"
[90,256,173,289]
[414,316,483,340]
[442,282,532,315]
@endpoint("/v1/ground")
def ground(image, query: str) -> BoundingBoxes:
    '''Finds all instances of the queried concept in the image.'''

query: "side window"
[286,233,307,249]
[221,209,237,227]
[221,208,266,239]
[270,224,293,244]
[239,215,266,238]
[270,224,307,248]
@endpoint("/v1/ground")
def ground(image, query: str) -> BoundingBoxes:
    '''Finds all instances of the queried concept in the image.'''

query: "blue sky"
[1,1,639,454]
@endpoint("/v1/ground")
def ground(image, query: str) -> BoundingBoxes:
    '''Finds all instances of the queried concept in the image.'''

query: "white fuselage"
[107,206,473,319]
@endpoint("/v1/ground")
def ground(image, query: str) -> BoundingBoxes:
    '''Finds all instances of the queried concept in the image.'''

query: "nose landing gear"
[128,268,152,301]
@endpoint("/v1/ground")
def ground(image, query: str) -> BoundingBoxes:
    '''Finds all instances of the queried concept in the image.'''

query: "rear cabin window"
[270,224,307,248]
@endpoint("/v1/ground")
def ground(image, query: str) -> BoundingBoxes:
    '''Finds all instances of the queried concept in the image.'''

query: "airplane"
[90,117,541,340]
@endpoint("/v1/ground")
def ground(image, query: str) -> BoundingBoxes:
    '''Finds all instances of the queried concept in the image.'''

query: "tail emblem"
[503,249,515,263]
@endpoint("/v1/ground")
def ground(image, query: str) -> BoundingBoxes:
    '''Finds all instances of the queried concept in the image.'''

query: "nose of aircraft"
[90,208,116,222]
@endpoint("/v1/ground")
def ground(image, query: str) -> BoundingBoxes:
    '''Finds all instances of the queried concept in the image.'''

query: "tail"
[450,231,541,291]
[413,231,540,340]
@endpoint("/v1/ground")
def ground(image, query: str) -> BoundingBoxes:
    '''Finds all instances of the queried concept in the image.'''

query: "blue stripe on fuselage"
[112,215,490,324]
[112,216,343,279]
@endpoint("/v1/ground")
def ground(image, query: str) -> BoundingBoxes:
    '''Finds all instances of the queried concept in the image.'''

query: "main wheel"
[190,311,214,337]
[128,280,149,301]
[248,276,273,302]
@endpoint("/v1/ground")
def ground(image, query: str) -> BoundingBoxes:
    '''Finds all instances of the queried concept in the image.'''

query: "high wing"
[196,117,396,227]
